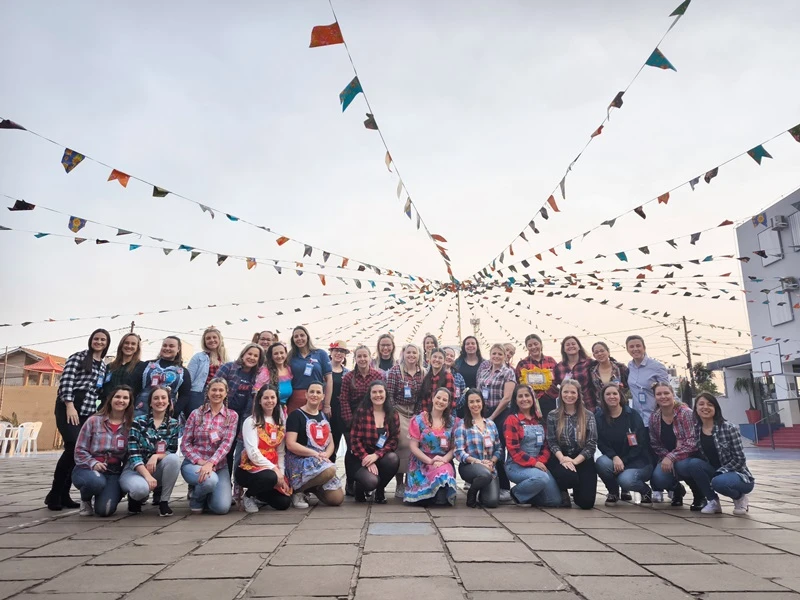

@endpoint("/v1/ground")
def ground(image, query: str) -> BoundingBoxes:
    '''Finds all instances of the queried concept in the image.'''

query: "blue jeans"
[181,460,231,514]
[504,461,562,506]
[651,458,692,492]
[71,467,122,517]
[119,454,182,502]
[595,455,651,495]
[681,457,754,501]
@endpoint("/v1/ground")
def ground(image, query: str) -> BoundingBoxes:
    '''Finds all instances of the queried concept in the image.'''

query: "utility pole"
[0,345,7,417]
[456,291,462,341]
[682,316,696,391]
[130,321,135,333]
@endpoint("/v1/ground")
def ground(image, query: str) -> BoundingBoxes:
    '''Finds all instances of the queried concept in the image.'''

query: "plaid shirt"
[515,355,557,385]
[417,369,456,414]
[58,350,106,416]
[127,414,180,470]
[339,367,386,425]
[476,363,516,410]
[385,365,423,409]
[544,359,594,410]
[694,419,754,482]
[649,403,697,464]
[74,415,129,472]
[452,371,466,404]
[349,408,400,460]
[454,419,502,467]
[504,413,550,467]
[589,360,629,408]
[181,405,238,470]
[546,410,598,461]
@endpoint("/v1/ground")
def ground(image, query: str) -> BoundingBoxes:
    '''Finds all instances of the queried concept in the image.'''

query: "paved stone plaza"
[1,453,800,599]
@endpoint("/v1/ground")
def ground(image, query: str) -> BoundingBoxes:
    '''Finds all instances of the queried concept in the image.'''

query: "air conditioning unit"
[781,277,799,291]
[771,215,789,230]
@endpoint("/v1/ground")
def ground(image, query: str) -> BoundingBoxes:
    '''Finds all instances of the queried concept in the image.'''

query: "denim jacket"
[187,352,210,393]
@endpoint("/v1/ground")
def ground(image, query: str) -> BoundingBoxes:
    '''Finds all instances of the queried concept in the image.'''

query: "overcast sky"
[1,0,799,372]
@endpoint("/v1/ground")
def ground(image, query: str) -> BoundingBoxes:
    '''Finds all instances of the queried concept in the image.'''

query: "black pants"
[458,462,500,508]
[345,452,400,492]
[234,467,291,510]
[539,396,557,421]
[51,400,90,498]
[547,456,597,510]
[488,408,510,491]
[330,401,346,462]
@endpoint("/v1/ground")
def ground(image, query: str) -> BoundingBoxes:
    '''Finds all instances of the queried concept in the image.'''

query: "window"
[758,227,783,266]
[789,211,800,252]
[767,289,794,326]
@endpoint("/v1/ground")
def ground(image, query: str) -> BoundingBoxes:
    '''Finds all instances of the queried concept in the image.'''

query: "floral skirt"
[404,455,456,505]
[285,452,341,492]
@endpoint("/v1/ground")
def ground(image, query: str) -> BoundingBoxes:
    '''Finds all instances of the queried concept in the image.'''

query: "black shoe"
[151,487,162,505]
[374,489,387,504]
[45,491,62,511]
[128,498,143,514]
[621,492,632,502]
[640,485,653,505]
[354,485,367,503]
[690,497,708,512]
[560,491,572,508]
[466,486,479,508]
[671,484,686,507]
[345,481,355,498]
[159,501,173,517]
[434,488,450,506]
[605,493,619,506]
[60,495,79,509]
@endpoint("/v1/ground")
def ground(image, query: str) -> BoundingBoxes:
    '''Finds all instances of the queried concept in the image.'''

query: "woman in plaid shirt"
[348,381,400,504]
[418,349,455,415]
[455,389,502,508]
[71,385,133,517]
[385,344,423,499]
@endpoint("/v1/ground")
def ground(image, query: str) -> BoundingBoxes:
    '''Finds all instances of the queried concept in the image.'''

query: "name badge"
[638,392,647,405]
[440,436,449,450]
[270,431,277,442]
[303,363,314,377]
[483,434,493,449]
[627,432,638,447]
[209,431,220,443]
[481,388,489,400]
[403,384,412,399]
[156,440,167,454]
[151,373,162,386]
[315,427,324,440]
[376,433,387,449]
[116,437,126,450]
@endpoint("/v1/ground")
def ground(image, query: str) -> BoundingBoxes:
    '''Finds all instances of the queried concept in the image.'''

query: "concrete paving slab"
[702,594,800,600]
[0,548,25,561]
[249,565,353,597]
[642,522,732,536]
[354,576,462,600]
[431,515,497,528]
[126,578,247,600]
[363,534,444,552]
[648,564,787,592]
[0,556,86,580]
[439,526,514,541]
[519,534,611,552]
[0,581,42,600]
[295,517,365,530]
[448,540,539,562]
[360,551,452,577]
[33,564,164,593]
[88,542,198,565]
[456,563,564,591]
[270,544,358,566]
[537,551,650,575]
[491,510,561,523]
[504,522,581,535]
[285,528,362,545]
[13,594,120,600]
[369,512,431,523]
[193,536,284,554]
[70,525,162,539]
[156,553,265,579]
[610,543,717,564]
[670,535,782,554]
[21,537,128,557]
[566,576,692,600]
[132,530,213,545]
[470,594,582,600]
[714,554,800,578]
[367,522,434,536]
[218,524,296,537]
[585,528,675,544]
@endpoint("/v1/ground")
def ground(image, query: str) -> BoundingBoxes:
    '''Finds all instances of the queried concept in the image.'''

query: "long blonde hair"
[555,378,589,447]
[399,343,422,375]
[201,327,228,366]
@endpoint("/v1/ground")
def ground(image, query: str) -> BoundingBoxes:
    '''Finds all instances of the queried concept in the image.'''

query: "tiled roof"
[24,355,64,373]
[3,347,68,365]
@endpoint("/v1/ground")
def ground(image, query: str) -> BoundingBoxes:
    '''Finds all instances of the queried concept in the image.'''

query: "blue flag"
[645,48,676,71]
[339,76,363,112]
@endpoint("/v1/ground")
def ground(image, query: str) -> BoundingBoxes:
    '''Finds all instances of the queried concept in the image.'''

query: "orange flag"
[546,195,560,212]
[276,236,290,246]
[108,169,130,188]
[318,274,327,286]
[658,192,670,204]
[309,22,344,48]
[341,257,349,268]
[246,258,257,270]
[590,125,603,138]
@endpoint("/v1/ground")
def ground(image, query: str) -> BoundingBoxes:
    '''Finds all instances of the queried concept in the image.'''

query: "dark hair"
[591,341,623,367]
[598,383,627,425]
[109,332,141,374]
[462,388,484,428]
[162,335,183,365]
[420,349,448,402]
[457,336,484,366]
[83,328,111,373]
[560,336,588,364]
[693,391,724,424]
[427,386,454,426]
[289,325,317,359]
[524,333,542,346]
[265,342,289,386]
[625,335,645,349]
[510,384,537,417]
[307,381,325,394]
[253,384,284,428]
[97,384,134,427]
[354,381,398,437]
[146,385,173,420]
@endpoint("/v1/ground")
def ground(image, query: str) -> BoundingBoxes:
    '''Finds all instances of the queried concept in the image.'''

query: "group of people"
[45,326,755,518]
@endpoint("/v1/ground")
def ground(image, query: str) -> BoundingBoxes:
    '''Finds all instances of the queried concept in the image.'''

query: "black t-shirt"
[459,361,480,389]
[286,409,326,447]
[660,418,677,452]
[331,370,345,410]
[378,358,394,372]
[701,432,721,469]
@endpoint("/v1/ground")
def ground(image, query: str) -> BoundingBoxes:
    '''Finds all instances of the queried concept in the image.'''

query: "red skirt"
[287,389,307,415]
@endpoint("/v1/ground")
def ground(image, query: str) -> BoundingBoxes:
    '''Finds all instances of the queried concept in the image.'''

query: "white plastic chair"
[15,422,42,456]
[0,422,19,457]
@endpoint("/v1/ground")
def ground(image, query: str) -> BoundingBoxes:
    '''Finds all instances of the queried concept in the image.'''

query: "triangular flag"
[199,204,215,219]
[615,252,628,262]
[559,176,566,199]
[318,273,327,286]
[634,206,646,219]
[363,113,378,130]
[178,244,193,251]
[549,248,557,256]
[657,192,670,205]
[95,239,108,244]
[547,195,560,212]
[226,214,239,222]
[276,236,290,246]
[68,217,86,233]
[639,246,650,255]
[303,245,313,257]
[274,265,282,274]
[342,257,349,268]
[403,197,412,218]
[690,232,701,245]
[61,148,85,173]
[689,177,700,190]
[8,200,35,211]
[152,186,169,197]
[519,230,528,242]
[246,258,257,270]
[747,145,773,165]
[190,251,200,261]
[108,169,130,187]
[704,167,718,183]
[601,219,616,228]
[565,240,572,250]
[789,124,800,143]
[309,22,344,48]
[509,244,514,256]
[607,91,624,118]
[670,0,691,16]
[535,254,542,261]
[162,248,172,255]
[718,220,733,227]
[0,119,26,130]
[129,244,141,251]
[339,76,363,112]
[385,151,392,171]
[34,232,49,239]
[590,125,603,138]
[116,229,132,236]
[74,238,86,245]
[323,251,330,262]
[645,48,677,71]
[540,207,549,220]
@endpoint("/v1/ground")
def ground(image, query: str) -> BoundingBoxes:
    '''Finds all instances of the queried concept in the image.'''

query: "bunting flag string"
[472,0,694,279]
[471,120,799,282]
[308,3,454,281]
[0,118,444,287]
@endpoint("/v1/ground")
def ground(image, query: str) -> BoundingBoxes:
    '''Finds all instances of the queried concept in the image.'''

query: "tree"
[692,362,719,395]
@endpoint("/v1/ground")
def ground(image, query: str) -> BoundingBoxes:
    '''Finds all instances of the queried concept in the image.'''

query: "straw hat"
[329,340,350,353]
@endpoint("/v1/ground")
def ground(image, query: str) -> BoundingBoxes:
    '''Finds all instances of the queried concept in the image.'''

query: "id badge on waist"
[440,436,449,450]
[376,433,387,449]
[626,432,638,447]
[403,384,412,399]
[483,434,493,449]
[156,440,167,454]
[481,388,489,400]
[304,362,314,377]
[116,437,126,451]
[638,392,647,405]
[209,431,220,443]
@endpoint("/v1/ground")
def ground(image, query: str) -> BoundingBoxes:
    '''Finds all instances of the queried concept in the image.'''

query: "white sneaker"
[394,483,405,499]
[242,495,259,514]
[79,500,93,516]
[733,494,750,516]
[701,498,722,514]
[499,489,513,504]
[291,493,309,509]
[652,491,663,503]
[304,493,319,506]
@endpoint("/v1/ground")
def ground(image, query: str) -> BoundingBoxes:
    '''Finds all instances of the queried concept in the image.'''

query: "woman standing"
[503,343,517,369]
[443,347,466,411]
[589,342,629,413]
[476,343,517,503]
[504,385,562,507]
[46,328,110,511]
[454,336,486,390]
[649,382,701,508]
[373,333,397,373]
[185,327,228,420]
[72,385,133,517]
[546,379,598,509]
[455,389,502,508]
[348,381,400,504]
[595,383,651,505]
[514,334,558,418]
[418,349,456,414]
[180,378,238,514]
[405,388,458,506]
[235,384,293,513]
[254,330,276,349]
[136,336,192,417]
[543,336,594,413]
[100,332,144,408]
[386,344,423,499]
[682,393,755,515]
[255,342,293,406]
[288,326,333,415]
[285,382,344,508]
[327,341,350,461]
[120,386,181,516]
[421,333,439,370]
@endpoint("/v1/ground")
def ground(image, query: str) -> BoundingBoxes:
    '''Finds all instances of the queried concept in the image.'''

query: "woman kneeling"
[285,382,344,507]
[455,389,502,508]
